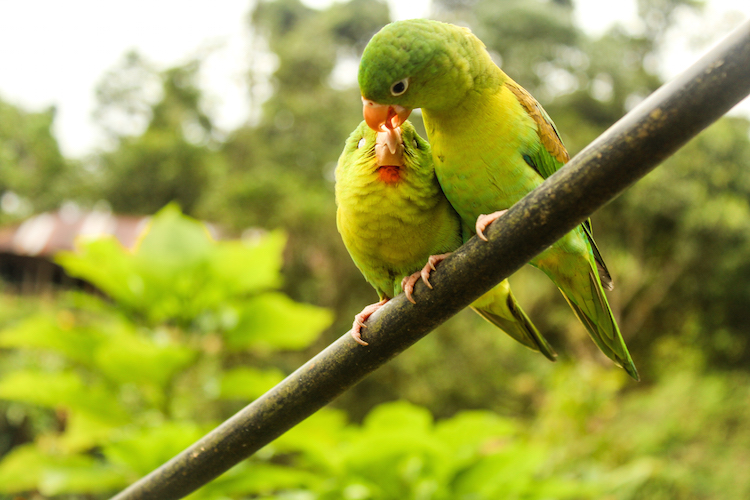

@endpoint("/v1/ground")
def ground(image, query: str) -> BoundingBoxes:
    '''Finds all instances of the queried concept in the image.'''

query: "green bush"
[0,205,332,497]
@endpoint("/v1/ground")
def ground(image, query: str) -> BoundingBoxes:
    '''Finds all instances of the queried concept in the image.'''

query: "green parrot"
[357,19,638,380]
[335,120,556,360]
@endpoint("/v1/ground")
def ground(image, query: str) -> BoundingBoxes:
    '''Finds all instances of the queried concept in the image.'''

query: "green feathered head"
[358,19,483,114]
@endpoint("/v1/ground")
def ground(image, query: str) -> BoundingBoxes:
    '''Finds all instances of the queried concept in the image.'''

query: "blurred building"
[0,208,150,293]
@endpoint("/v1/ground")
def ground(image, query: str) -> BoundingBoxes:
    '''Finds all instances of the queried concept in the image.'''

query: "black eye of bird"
[357,138,366,148]
[390,78,409,96]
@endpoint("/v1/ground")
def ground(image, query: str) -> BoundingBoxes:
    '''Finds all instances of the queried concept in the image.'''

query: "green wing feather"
[507,79,635,378]
[507,80,613,289]
[506,80,569,175]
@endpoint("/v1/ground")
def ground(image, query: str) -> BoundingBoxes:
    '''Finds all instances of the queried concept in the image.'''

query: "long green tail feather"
[581,220,613,291]
[558,271,639,380]
[471,283,557,362]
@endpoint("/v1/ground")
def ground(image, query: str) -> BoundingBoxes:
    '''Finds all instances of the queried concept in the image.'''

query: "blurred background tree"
[0,99,89,225]
[91,52,225,215]
[1,0,750,498]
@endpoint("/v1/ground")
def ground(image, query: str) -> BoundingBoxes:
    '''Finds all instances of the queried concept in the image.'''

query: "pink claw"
[475,210,508,241]
[350,298,388,346]
[401,274,420,305]
[400,253,453,303]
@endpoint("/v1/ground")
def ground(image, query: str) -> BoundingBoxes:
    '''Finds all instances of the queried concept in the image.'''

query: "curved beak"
[376,127,404,165]
[362,97,412,132]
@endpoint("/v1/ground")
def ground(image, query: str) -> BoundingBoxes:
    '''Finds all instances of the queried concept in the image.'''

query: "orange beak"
[362,97,412,133]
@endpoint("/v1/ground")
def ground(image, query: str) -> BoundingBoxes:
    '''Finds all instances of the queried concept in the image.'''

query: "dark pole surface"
[111,20,750,500]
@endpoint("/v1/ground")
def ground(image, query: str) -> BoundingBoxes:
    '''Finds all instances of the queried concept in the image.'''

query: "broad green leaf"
[55,236,141,308]
[219,366,286,400]
[133,203,214,278]
[54,207,299,330]
[55,206,294,327]
[0,313,104,366]
[193,461,322,498]
[0,444,127,495]
[0,444,50,493]
[362,400,434,433]
[224,292,332,351]
[130,207,215,322]
[59,410,122,453]
[0,370,128,423]
[452,442,574,499]
[340,402,451,489]
[273,408,349,472]
[94,326,196,387]
[38,460,128,495]
[208,230,286,295]
[0,370,81,407]
[434,410,517,464]
[56,206,216,323]
[103,421,206,476]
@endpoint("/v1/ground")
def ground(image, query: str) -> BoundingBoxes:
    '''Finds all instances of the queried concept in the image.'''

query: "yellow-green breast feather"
[335,121,460,299]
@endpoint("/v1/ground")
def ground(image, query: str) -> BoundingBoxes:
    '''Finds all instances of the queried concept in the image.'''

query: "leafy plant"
[0,205,333,497]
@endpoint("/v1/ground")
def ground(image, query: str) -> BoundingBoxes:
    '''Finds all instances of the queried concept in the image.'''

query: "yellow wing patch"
[506,80,570,165]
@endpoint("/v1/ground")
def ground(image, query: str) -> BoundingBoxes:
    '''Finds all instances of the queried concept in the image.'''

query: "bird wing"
[505,79,569,179]
[506,79,613,289]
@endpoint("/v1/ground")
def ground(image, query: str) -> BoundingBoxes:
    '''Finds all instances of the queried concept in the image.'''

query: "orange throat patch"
[377,165,401,184]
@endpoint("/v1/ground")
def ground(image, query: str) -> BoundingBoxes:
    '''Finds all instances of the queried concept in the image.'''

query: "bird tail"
[582,219,614,290]
[557,266,639,381]
[471,280,557,361]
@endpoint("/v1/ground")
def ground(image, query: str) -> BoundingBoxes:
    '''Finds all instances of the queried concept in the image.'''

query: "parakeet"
[358,19,638,379]
[335,120,556,360]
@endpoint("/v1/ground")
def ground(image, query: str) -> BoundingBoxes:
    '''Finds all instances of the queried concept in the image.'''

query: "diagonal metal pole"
[111,20,750,500]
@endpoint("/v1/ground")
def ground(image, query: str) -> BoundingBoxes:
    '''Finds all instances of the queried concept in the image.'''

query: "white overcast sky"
[0,0,748,157]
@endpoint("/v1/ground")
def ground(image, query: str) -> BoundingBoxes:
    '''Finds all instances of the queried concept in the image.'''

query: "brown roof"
[0,209,150,257]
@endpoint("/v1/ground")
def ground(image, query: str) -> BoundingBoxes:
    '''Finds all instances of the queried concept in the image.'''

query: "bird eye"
[357,137,366,148]
[390,78,409,96]
[412,139,419,149]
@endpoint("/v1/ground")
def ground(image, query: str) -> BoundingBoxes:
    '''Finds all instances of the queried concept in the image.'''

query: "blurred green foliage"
[0,206,332,497]
[1,0,750,498]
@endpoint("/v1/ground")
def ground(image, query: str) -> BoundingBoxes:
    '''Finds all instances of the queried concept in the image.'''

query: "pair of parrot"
[335,120,556,361]
[335,19,638,380]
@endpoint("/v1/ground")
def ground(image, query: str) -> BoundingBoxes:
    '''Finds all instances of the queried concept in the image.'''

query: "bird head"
[358,19,480,133]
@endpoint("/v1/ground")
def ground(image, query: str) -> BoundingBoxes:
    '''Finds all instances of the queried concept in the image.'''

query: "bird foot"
[401,253,452,304]
[350,298,388,346]
[476,210,508,241]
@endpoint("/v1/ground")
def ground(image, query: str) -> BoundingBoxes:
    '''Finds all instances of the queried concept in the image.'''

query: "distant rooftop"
[0,208,224,293]
[0,209,151,257]
[0,208,222,258]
